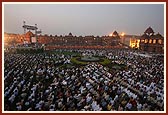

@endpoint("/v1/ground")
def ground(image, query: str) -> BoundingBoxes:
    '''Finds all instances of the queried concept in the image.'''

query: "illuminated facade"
[130,38,140,49]
[139,27,164,53]
[120,35,140,48]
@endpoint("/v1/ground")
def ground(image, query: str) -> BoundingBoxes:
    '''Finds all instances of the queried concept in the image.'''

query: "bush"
[71,57,88,66]
[71,57,111,66]
[99,58,111,65]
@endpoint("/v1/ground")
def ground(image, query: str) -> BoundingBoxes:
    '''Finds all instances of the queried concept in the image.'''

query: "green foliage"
[99,58,111,65]
[70,57,88,66]
[70,56,112,67]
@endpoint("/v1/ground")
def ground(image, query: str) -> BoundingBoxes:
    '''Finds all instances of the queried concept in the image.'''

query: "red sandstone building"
[139,27,164,53]
[4,27,164,53]
[4,31,121,49]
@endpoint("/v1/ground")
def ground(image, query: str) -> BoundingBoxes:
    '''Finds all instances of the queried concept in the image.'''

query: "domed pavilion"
[139,27,164,53]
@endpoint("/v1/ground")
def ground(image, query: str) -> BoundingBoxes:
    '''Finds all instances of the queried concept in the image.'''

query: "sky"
[4,3,164,36]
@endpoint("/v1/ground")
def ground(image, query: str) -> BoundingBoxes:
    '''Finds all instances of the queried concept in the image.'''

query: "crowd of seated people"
[4,49,164,111]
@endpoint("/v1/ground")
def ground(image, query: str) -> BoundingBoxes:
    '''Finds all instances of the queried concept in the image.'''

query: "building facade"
[4,27,163,52]
[139,27,164,53]
[4,31,121,49]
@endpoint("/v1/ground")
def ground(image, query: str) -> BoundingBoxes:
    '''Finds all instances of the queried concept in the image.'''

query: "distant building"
[120,34,140,48]
[5,28,163,52]
[139,27,164,53]
[4,32,23,47]
[129,36,140,49]
[110,31,120,46]
[24,31,35,44]
[4,31,122,49]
